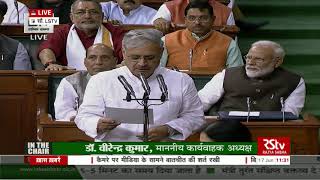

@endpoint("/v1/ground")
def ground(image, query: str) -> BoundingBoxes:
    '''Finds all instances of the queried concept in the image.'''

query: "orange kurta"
[165,29,231,72]
[165,0,231,26]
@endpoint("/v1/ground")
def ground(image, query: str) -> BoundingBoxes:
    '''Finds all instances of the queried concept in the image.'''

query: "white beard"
[246,65,275,78]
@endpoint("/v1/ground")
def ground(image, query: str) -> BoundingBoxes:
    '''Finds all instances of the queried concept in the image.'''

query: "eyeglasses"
[186,15,211,22]
[243,55,265,64]
[73,9,101,17]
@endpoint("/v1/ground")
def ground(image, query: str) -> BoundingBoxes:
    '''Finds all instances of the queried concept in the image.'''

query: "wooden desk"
[38,113,320,155]
[39,116,93,142]
[0,71,37,154]
[245,114,320,155]
[200,114,320,155]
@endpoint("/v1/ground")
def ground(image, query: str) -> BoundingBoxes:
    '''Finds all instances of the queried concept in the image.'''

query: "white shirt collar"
[122,64,162,82]
[117,4,143,17]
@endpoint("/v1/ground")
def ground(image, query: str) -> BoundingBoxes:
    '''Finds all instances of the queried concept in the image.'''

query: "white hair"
[251,40,285,60]
[122,29,164,50]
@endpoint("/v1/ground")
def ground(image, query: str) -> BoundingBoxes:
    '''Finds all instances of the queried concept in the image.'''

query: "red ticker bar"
[26,155,68,166]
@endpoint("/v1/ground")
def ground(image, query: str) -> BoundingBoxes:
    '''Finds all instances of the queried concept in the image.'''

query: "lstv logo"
[257,137,290,155]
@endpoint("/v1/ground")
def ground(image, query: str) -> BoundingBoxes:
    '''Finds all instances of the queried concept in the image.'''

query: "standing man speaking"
[75,29,204,142]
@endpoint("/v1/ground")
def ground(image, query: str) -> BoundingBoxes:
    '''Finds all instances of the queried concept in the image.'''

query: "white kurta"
[2,0,28,24]
[198,69,306,116]
[75,66,205,142]
[54,78,79,121]
[101,2,157,25]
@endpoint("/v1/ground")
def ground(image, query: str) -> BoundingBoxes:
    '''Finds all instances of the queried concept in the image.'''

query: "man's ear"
[275,57,283,68]
[83,58,88,68]
[122,48,128,62]
[69,13,73,22]
[122,48,126,57]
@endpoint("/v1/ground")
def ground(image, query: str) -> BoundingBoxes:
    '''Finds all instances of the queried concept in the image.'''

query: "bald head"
[84,43,117,75]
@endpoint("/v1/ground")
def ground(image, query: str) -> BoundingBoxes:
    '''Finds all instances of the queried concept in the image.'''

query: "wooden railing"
[0,24,239,38]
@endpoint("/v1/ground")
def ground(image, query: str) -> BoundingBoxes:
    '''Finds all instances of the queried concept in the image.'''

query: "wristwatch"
[166,125,179,136]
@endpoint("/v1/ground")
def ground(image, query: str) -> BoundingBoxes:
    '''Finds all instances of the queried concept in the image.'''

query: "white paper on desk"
[105,107,154,124]
[229,111,260,117]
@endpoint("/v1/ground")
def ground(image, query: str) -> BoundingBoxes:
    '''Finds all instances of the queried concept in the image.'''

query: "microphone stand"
[119,74,168,142]
[125,92,131,102]
[280,97,285,123]
[14,0,19,24]
[122,95,165,142]
[142,92,149,142]
[246,97,251,123]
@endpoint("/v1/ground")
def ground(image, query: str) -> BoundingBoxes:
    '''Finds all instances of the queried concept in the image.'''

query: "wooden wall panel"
[0,71,37,154]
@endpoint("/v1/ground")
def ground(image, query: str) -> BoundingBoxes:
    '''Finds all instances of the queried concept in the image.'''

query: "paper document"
[105,107,154,124]
[229,111,260,117]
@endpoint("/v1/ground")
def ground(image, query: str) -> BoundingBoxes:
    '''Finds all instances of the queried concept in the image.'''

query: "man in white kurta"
[101,0,156,24]
[75,29,204,142]
[54,44,117,121]
[198,40,305,116]
[2,0,28,24]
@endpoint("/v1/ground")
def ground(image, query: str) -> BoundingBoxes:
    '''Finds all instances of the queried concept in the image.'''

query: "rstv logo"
[257,137,290,155]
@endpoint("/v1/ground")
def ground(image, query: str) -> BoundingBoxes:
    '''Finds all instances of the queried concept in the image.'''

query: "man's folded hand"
[97,118,121,134]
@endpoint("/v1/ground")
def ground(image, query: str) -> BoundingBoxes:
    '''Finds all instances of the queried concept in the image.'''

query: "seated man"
[0,1,31,70]
[153,0,234,33]
[200,120,252,142]
[161,2,242,72]
[75,29,204,142]
[38,0,126,71]
[54,43,117,121]
[1,0,28,24]
[101,0,156,25]
[198,40,305,116]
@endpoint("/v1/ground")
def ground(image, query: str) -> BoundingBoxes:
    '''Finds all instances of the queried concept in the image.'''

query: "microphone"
[14,0,19,24]
[156,74,168,102]
[246,97,251,122]
[280,97,285,122]
[139,73,151,96]
[118,75,136,101]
